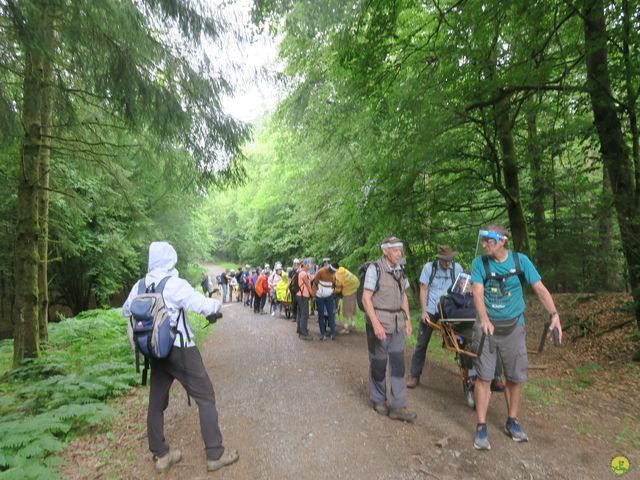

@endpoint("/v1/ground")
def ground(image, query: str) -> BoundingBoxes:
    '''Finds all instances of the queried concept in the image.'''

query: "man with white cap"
[407,244,463,388]
[361,236,416,422]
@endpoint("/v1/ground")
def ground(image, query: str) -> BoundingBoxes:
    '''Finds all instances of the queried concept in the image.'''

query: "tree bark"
[622,0,639,192]
[13,2,45,366]
[583,0,640,336]
[38,3,55,343]
[526,102,547,267]
[495,93,530,255]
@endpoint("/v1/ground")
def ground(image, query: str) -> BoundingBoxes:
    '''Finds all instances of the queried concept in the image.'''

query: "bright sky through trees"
[210,0,283,123]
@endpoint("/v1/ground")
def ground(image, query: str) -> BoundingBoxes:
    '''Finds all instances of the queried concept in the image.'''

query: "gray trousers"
[366,323,407,409]
[148,346,224,461]
[296,295,310,336]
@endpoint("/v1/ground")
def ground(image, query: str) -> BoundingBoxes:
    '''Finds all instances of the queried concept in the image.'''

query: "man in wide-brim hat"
[407,244,463,389]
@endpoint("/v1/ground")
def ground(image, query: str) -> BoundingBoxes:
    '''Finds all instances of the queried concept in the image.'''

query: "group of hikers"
[124,222,563,474]
[359,227,562,448]
[201,257,362,339]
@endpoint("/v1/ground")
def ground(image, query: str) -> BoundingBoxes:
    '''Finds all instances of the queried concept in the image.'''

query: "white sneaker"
[271,312,275,317]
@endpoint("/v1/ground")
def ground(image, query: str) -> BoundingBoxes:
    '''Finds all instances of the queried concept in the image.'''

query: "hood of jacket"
[145,241,179,284]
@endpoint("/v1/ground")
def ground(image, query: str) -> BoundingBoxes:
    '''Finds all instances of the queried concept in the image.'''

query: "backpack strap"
[154,276,171,294]
[512,251,525,285]
[482,256,492,285]
[428,260,456,288]
[428,260,438,286]
[482,251,526,288]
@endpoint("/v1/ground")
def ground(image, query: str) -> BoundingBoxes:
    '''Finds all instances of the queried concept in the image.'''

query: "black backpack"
[356,262,378,311]
[289,271,301,296]
[439,288,476,319]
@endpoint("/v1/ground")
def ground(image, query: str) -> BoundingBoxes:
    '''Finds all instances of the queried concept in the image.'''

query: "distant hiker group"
[228,257,361,341]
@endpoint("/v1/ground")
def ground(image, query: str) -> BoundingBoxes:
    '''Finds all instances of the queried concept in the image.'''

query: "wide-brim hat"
[435,244,458,261]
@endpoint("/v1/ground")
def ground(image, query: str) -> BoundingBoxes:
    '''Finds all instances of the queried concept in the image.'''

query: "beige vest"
[371,259,406,333]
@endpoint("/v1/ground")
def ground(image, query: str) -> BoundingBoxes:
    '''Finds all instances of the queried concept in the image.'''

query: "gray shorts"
[472,321,528,383]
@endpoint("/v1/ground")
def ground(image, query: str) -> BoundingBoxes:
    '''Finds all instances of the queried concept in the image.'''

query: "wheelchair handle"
[538,322,561,352]
[477,332,486,357]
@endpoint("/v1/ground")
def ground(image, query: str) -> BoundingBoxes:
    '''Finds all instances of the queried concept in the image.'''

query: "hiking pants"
[260,292,267,312]
[148,346,225,461]
[316,295,335,338]
[409,315,435,380]
[366,322,407,409]
[296,295,310,336]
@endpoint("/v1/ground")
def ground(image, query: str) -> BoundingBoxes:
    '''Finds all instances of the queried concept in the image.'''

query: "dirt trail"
[62,267,634,479]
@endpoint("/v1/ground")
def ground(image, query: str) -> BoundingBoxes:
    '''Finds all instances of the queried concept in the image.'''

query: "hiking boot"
[373,403,389,416]
[505,418,529,442]
[340,327,350,334]
[388,408,417,422]
[206,449,239,472]
[406,376,419,389]
[154,449,182,473]
[491,377,506,392]
[473,425,491,450]
[299,333,313,341]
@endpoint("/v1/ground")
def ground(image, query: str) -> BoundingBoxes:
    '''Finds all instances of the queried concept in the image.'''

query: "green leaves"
[0,310,137,477]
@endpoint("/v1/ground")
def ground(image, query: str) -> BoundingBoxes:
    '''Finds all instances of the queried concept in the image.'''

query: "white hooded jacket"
[122,242,221,348]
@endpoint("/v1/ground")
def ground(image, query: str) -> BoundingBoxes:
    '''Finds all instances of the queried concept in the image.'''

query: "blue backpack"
[128,276,188,385]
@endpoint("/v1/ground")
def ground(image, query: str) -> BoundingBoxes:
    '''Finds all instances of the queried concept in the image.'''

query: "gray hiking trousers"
[148,346,225,461]
[366,322,407,410]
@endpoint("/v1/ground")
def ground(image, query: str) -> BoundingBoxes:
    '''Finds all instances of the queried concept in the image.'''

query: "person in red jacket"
[260,269,270,314]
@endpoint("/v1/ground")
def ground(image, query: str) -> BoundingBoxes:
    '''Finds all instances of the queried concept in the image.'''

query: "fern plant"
[0,308,211,479]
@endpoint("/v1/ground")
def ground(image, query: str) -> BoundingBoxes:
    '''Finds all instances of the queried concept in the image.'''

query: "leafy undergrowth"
[523,292,640,449]
[0,309,210,480]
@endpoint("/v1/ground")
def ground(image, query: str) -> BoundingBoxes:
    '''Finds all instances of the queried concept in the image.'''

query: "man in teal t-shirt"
[470,224,562,451]
[471,249,540,325]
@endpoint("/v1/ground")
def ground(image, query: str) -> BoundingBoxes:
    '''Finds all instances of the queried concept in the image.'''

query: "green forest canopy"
[1,0,639,363]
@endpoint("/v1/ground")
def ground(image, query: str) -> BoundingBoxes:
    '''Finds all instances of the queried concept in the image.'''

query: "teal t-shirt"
[471,250,541,324]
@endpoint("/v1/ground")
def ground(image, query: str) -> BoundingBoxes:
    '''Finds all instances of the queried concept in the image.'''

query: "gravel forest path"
[61,265,633,479]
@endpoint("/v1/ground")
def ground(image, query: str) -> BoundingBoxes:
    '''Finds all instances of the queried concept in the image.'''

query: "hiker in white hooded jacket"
[122,241,239,474]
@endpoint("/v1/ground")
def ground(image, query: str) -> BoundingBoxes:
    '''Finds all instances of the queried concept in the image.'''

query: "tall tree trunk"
[495,93,530,254]
[622,0,640,191]
[38,3,55,343]
[526,102,547,267]
[13,2,46,366]
[583,0,640,347]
